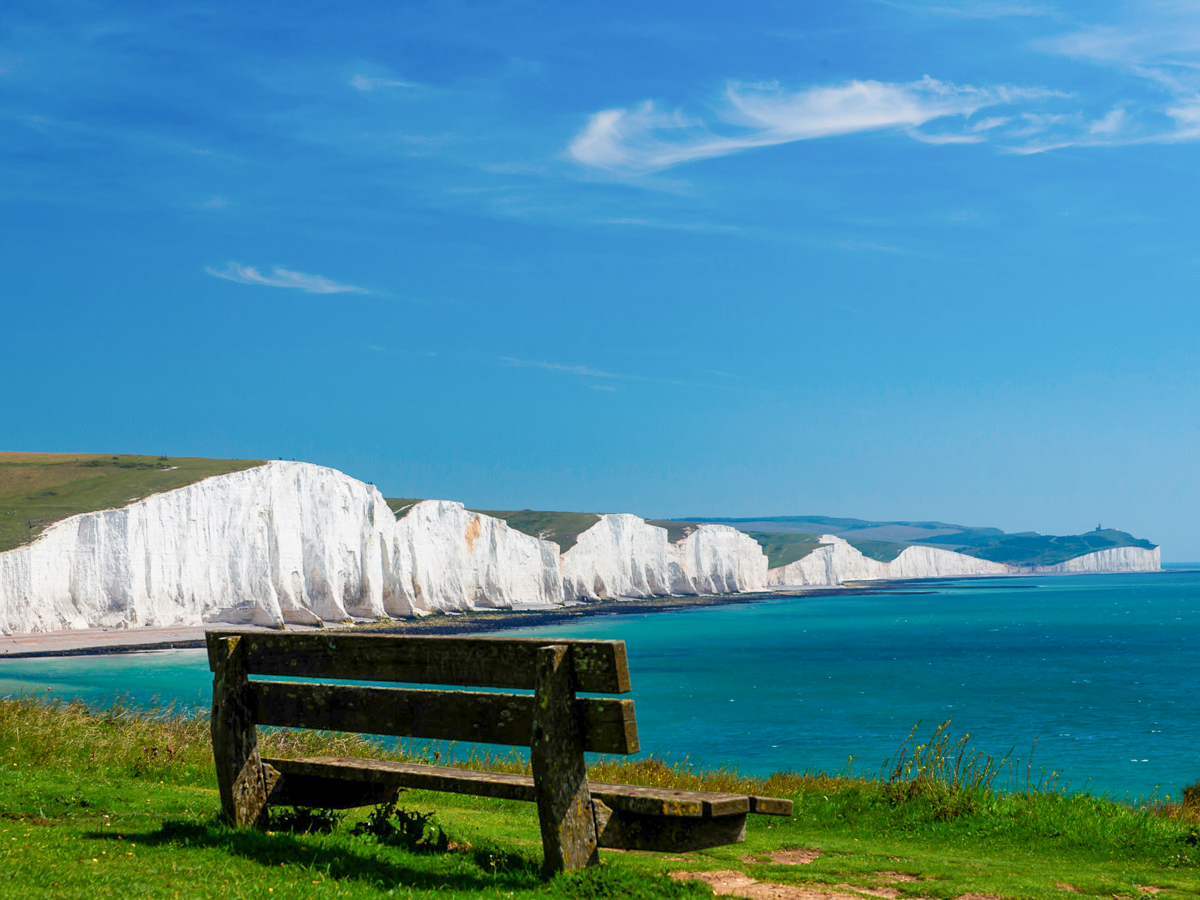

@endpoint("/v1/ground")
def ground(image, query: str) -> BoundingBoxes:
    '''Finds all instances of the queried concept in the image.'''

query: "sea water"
[3,570,1199,799]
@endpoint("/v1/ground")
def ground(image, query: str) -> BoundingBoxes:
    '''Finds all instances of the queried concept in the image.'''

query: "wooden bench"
[206,631,791,874]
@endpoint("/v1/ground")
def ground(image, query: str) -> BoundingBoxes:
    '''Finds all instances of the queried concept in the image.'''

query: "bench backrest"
[205,631,639,754]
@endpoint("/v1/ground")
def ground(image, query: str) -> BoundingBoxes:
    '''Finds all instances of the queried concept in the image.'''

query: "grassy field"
[3,696,1200,899]
[0,453,264,553]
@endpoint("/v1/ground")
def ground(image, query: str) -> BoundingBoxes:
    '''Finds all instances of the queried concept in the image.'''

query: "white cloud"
[570,77,1051,173]
[502,357,619,378]
[1025,7,1200,149]
[350,73,414,91]
[206,262,368,294]
[1089,107,1127,135]
[198,195,228,209]
[881,0,1051,18]
[1164,99,1200,141]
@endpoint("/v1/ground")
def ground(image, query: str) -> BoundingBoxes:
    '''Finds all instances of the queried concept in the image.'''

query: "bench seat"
[208,631,794,866]
[263,755,792,852]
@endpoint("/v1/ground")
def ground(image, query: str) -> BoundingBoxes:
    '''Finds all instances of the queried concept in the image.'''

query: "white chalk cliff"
[1031,545,1162,575]
[765,535,890,586]
[0,462,564,634]
[559,516,766,601]
[766,534,1160,586]
[0,461,1164,635]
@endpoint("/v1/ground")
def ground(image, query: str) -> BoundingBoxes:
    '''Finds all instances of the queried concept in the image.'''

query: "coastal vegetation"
[686,515,1158,567]
[744,532,828,568]
[385,498,424,519]
[0,452,263,554]
[957,530,1157,567]
[3,694,1200,899]
[471,509,602,553]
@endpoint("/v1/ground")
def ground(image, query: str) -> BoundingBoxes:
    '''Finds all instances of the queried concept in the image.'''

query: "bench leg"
[211,635,271,828]
[531,644,599,876]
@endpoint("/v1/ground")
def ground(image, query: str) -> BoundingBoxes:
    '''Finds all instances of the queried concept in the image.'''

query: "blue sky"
[3,1,1199,557]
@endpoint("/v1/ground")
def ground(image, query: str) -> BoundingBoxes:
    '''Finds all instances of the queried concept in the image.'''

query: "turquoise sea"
[3,570,1199,799]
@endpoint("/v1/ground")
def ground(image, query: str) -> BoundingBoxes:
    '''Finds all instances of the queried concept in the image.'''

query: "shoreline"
[0,584,926,660]
[2,568,1179,660]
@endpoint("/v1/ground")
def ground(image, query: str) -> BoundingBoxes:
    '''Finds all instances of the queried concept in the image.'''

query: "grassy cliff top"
[471,509,602,553]
[746,532,829,568]
[746,531,1157,568]
[0,452,265,553]
[681,514,1157,568]
[960,529,1156,567]
[644,520,702,543]
[385,498,425,519]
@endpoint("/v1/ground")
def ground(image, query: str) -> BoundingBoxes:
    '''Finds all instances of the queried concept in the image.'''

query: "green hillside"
[644,519,701,543]
[472,509,602,553]
[746,532,828,568]
[385,498,424,519]
[681,514,1157,568]
[844,539,909,563]
[961,529,1155,567]
[0,452,264,553]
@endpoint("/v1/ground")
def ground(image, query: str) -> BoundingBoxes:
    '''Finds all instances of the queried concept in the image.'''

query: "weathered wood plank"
[596,807,748,853]
[265,757,537,803]
[530,644,598,875]
[210,636,271,828]
[205,631,631,693]
[251,681,639,754]
[265,766,400,809]
[588,781,748,818]
[261,757,789,819]
[749,795,794,816]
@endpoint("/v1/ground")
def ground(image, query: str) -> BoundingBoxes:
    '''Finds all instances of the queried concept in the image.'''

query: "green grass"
[745,532,827,568]
[644,521,702,544]
[845,539,911,563]
[4,696,1200,899]
[385,499,424,520]
[0,452,264,553]
[959,530,1157,567]
[470,510,602,553]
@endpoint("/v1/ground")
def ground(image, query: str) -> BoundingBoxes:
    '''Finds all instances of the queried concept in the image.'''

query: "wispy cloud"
[569,77,1053,173]
[502,357,619,378]
[1019,7,1200,150]
[350,73,415,91]
[882,0,1052,18]
[205,262,369,294]
[501,355,758,394]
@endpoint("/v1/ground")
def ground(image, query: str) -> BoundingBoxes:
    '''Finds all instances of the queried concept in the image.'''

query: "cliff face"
[0,462,564,634]
[559,515,767,600]
[765,534,1158,585]
[887,545,1014,579]
[560,514,674,601]
[0,460,1165,635]
[385,500,564,617]
[765,536,889,586]
[675,523,768,595]
[1033,545,1161,575]
[0,464,766,633]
